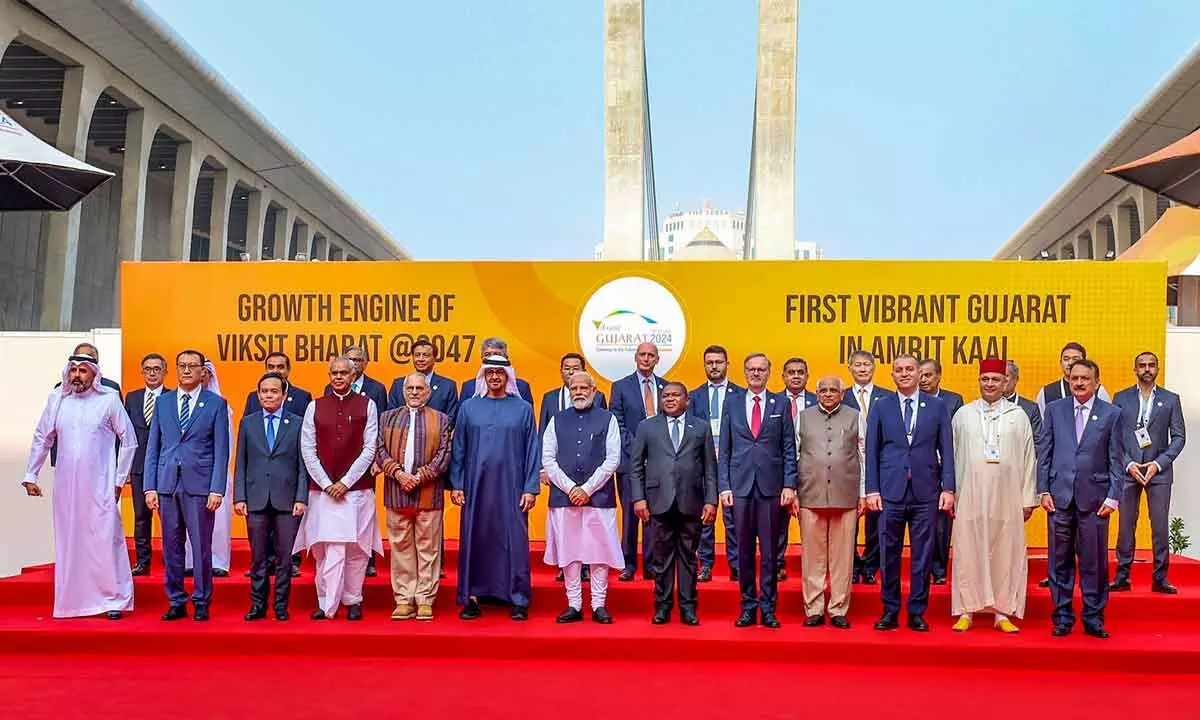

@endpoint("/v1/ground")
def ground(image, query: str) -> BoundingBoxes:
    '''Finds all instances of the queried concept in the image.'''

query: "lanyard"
[1138,389,1155,427]
[979,400,1008,448]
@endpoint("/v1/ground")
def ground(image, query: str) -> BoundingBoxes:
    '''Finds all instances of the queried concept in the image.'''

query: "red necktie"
[790,394,799,419]
[751,396,762,438]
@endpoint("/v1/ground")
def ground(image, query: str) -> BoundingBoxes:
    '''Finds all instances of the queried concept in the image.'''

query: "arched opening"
[1121,200,1142,248]
[310,232,326,261]
[141,127,184,260]
[189,156,226,261]
[227,182,252,260]
[1075,230,1093,260]
[329,244,344,261]
[261,201,286,260]
[288,218,309,260]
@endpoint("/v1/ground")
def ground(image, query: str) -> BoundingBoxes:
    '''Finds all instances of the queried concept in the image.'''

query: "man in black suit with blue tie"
[843,350,892,584]
[124,353,169,575]
[688,345,741,582]
[387,338,460,421]
[719,353,797,629]
[864,354,955,632]
[1038,358,1123,638]
[1111,351,1186,594]
[234,373,308,621]
[918,358,964,586]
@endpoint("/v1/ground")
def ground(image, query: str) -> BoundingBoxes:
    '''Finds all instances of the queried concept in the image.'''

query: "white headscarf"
[202,359,236,471]
[474,355,518,398]
[44,354,115,430]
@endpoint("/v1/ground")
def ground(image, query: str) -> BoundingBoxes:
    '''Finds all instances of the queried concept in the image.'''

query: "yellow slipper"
[952,615,972,632]
[995,618,1020,634]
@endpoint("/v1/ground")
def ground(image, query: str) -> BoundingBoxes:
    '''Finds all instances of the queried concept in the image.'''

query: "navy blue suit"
[461,376,534,406]
[718,389,797,614]
[538,387,607,435]
[865,391,955,618]
[1038,396,1124,628]
[387,371,460,422]
[145,389,231,611]
[929,388,964,581]
[611,372,668,572]
[124,386,168,568]
[843,384,893,576]
[244,383,312,417]
[689,381,743,574]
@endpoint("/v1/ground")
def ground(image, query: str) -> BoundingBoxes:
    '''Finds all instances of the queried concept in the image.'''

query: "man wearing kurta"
[951,358,1037,633]
[376,372,452,621]
[451,355,541,621]
[296,356,382,621]
[24,355,137,619]
[541,370,623,624]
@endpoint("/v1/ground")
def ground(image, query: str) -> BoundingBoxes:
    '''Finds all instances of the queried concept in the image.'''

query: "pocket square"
[768,413,782,419]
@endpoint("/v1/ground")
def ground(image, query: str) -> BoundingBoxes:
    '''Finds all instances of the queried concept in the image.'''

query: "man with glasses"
[123,353,170,575]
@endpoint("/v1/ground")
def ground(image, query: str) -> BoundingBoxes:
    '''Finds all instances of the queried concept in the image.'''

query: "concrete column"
[245,190,268,260]
[112,109,155,323]
[41,66,103,331]
[167,141,200,261]
[270,205,290,260]
[206,169,232,261]
[1134,186,1160,236]
[311,233,328,260]
[329,243,344,261]
[748,0,799,260]
[601,0,645,261]
[1113,200,1133,256]
[290,217,310,260]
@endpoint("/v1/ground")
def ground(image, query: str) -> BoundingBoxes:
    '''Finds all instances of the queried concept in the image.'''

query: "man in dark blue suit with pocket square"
[1039,358,1124,638]
[864,354,955,633]
[718,353,797,629]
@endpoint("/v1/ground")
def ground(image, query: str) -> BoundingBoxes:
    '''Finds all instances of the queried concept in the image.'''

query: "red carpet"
[2,541,1198,717]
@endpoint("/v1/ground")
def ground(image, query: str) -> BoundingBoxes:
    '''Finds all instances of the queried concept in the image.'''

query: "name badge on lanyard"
[981,407,1002,463]
[1135,393,1154,448]
[1135,426,1152,449]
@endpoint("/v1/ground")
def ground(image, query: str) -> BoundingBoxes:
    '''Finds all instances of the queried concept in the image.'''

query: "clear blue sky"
[141,0,1200,260]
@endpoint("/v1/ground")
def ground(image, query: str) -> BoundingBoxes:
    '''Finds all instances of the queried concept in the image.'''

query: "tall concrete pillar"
[1114,199,1133,256]
[208,169,232,261]
[270,205,290,260]
[601,0,645,261]
[1134,186,1160,236]
[41,66,103,330]
[167,141,200,261]
[244,190,267,260]
[113,109,155,322]
[748,0,798,260]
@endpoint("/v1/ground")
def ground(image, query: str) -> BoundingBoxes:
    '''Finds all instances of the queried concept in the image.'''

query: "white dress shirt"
[403,407,418,472]
[176,385,202,418]
[636,373,658,415]
[744,389,769,424]
[1072,397,1119,511]
[300,392,379,489]
[896,388,920,442]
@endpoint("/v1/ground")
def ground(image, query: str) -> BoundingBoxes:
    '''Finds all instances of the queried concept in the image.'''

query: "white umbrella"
[0,110,113,211]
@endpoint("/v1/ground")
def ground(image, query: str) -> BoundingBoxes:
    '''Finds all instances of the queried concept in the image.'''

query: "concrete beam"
[208,169,232,261]
[270,204,290,261]
[245,189,267,261]
[112,108,155,322]
[167,141,200,261]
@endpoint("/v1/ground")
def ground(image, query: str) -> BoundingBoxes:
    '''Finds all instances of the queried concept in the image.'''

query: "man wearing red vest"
[296,356,382,620]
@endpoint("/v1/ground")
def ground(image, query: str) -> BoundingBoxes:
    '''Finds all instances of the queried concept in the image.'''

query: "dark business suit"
[718,389,797,615]
[234,409,307,612]
[843,384,893,577]
[124,386,170,568]
[145,389,231,612]
[388,371,460,421]
[865,391,955,618]
[630,413,717,614]
[244,383,313,417]
[538,387,607,434]
[779,390,818,571]
[929,388,964,582]
[689,381,743,574]
[1038,396,1124,629]
[1008,393,1043,441]
[325,375,387,413]
[1113,386,1185,586]
[611,372,668,573]
[460,376,535,405]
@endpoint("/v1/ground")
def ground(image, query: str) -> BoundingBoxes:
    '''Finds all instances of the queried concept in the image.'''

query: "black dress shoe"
[618,569,636,582]
[1051,624,1071,637]
[1083,624,1109,639]
[459,600,482,620]
[582,566,591,582]
[652,609,670,624]
[644,569,656,581]
[510,605,529,621]
[194,607,210,622]
[245,605,267,621]
[244,570,253,578]
[734,610,756,627]
[680,611,699,626]
[365,564,377,578]
[907,615,929,632]
[346,604,363,621]
[874,612,900,630]
[291,566,302,578]
[804,614,825,627]
[274,608,290,621]
[1152,582,1179,595]
[161,605,188,621]
[1109,579,1132,592]
[556,569,565,582]
[729,570,739,582]
[131,563,150,577]
[931,575,947,586]
[862,570,877,585]
[777,567,788,581]
[1038,577,1050,588]
[213,568,229,578]
[311,609,329,621]
[557,607,584,624]
[106,611,123,620]
[761,612,781,629]
[830,615,851,630]
[698,567,713,583]
[592,607,613,624]
[852,569,863,585]
[183,569,194,578]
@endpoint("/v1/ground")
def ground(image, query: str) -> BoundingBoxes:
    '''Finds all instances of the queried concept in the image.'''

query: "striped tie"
[143,391,154,426]
[179,394,192,432]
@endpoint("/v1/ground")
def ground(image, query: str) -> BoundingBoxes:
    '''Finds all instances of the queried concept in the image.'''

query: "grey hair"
[1006,360,1019,378]
[329,355,354,371]
[481,337,508,353]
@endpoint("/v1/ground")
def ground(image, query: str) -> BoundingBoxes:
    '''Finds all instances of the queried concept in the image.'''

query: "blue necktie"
[709,385,719,419]
[179,394,191,432]
[266,414,277,451]
[903,398,914,437]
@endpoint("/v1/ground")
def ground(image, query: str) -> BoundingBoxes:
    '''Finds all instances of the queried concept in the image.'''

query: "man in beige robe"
[950,357,1037,633]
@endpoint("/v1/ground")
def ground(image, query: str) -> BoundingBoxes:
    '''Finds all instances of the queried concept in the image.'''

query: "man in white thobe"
[185,360,234,576]
[950,357,1038,633]
[295,356,382,620]
[24,355,137,619]
[542,371,623,624]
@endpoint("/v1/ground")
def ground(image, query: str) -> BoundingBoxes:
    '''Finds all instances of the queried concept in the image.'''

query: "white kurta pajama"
[294,399,383,616]
[24,368,137,618]
[541,414,624,611]
[950,399,1038,618]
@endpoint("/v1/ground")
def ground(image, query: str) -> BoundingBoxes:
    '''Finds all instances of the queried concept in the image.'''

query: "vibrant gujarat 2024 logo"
[578,276,686,382]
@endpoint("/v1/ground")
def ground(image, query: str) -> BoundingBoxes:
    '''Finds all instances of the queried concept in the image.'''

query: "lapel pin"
[920,402,926,408]
[198,401,206,408]
[283,418,290,425]
[1091,415,1098,421]
[1157,401,1163,406]
[433,384,439,391]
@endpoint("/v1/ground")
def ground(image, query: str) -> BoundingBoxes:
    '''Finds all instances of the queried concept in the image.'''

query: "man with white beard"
[23,354,137,619]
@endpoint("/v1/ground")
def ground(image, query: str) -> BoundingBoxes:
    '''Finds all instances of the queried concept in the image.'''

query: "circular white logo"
[578,276,686,383]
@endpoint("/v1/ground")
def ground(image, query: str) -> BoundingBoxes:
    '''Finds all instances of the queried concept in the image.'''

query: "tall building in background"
[658,201,822,262]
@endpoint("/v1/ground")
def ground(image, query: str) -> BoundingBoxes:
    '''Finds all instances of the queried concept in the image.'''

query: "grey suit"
[630,413,717,614]
[1113,385,1187,585]
[234,409,307,611]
